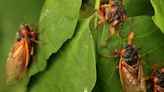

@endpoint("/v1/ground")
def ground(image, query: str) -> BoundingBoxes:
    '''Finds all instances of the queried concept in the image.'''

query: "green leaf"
[29,0,82,75]
[28,16,96,92]
[125,0,154,17]
[93,16,164,92]
[151,0,164,34]
[80,0,95,20]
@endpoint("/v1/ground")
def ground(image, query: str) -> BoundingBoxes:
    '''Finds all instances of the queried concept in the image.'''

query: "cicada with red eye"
[114,32,147,92]
[100,32,146,92]
[97,0,127,37]
[6,23,45,85]
[146,64,164,92]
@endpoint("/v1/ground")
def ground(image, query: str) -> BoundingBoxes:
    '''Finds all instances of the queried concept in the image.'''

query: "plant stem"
[95,0,100,9]
[94,0,100,29]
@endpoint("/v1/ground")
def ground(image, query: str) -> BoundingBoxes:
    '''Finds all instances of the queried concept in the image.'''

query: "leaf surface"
[151,0,164,34]
[29,16,96,92]
[29,0,82,76]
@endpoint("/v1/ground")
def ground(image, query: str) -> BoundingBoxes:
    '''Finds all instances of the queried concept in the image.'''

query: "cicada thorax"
[119,44,147,92]
[153,68,164,92]
[6,23,36,85]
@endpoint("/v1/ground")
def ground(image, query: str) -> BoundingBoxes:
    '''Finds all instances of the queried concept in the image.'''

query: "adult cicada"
[101,32,147,92]
[6,23,44,85]
[114,32,147,92]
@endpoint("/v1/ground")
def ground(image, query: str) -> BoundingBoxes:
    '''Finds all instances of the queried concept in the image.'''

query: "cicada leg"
[98,17,106,24]
[31,39,46,45]
[154,85,164,92]
[30,46,37,64]
[97,9,105,17]
[109,20,119,37]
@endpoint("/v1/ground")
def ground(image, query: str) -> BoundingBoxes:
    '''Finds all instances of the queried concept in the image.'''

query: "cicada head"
[19,23,33,37]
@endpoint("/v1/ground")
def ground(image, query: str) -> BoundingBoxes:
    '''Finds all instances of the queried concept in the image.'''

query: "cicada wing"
[138,60,147,92]
[119,57,147,92]
[6,40,26,85]
[119,61,134,92]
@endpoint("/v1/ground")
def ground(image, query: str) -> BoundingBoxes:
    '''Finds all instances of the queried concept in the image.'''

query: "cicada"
[98,0,127,37]
[100,32,147,92]
[114,32,147,92]
[146,64,164,92]
[6,23,44,85]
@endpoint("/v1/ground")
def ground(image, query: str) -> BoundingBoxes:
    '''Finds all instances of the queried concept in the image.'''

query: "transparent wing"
[119,57,146,92]
[6,39,27,85]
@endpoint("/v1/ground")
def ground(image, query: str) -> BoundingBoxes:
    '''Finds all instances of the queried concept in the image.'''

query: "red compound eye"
[21,29,27,35]
[153,77,159,83]
[110,7,117,12]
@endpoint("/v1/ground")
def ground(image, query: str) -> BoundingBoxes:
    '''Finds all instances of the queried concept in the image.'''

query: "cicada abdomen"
[6,23,44,85]
[115,32,146,92]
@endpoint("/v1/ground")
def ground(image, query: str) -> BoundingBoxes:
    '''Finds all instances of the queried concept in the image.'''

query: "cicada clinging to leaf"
[6,23,45,85]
